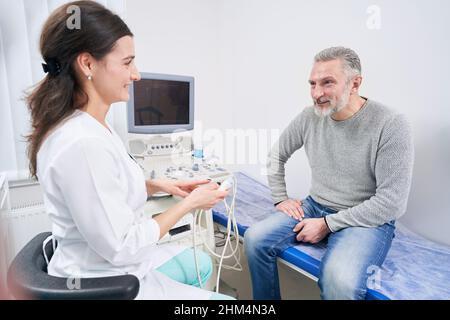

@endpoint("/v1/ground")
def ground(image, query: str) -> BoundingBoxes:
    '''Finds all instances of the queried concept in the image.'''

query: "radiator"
[3,179,51,266]
[1,174,10,295]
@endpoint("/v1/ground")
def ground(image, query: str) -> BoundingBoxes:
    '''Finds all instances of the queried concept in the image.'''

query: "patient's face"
[308,59,352,117]
[93,36,141,105]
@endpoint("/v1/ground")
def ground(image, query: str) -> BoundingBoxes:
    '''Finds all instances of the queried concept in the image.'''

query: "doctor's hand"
[184,182,229,210]
[148,179,210,197]
[276,199,304,220]
[293,218,330,244]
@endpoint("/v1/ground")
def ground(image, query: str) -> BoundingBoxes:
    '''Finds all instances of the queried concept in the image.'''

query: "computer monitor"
[127,73,194,134]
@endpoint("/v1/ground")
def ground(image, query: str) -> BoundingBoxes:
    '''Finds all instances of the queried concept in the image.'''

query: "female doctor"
[26,1,231,300]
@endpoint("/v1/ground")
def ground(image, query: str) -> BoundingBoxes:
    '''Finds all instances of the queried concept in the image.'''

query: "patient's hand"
[276,199,304,220]
[293,218,330,244]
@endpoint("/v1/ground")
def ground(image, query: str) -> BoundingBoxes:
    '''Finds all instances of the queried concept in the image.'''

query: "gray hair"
[314,47,361,77]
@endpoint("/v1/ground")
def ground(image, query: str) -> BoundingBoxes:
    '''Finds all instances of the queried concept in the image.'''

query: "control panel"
[128,134,192,158]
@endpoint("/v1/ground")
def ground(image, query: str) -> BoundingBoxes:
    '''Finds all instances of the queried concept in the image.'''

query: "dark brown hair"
[26,0,133,177]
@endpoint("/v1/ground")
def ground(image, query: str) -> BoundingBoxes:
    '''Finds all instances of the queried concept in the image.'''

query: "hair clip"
[42,58,62,76]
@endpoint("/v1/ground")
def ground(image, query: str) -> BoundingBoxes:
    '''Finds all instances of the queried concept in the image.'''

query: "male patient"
[244,47,414,300]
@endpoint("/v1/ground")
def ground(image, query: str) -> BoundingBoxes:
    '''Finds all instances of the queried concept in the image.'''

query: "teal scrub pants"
[156,248,235,300]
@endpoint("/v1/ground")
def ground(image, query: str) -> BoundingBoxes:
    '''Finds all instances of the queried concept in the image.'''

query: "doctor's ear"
[75,52,96,80]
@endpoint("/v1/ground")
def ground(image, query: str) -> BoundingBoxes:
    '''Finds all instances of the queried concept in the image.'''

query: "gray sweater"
[267,99,414,232]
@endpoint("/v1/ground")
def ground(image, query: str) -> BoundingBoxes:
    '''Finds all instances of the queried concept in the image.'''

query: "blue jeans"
[244,196,395,300]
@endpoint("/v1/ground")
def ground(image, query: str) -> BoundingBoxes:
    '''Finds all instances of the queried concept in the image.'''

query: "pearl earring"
[87,75,92,81]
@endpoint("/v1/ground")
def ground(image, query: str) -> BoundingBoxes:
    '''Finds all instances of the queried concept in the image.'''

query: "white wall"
[125,0,232,139]
[127,0,450,245]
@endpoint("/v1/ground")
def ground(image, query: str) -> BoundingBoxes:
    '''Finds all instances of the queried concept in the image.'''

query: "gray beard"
[313,87,351,118]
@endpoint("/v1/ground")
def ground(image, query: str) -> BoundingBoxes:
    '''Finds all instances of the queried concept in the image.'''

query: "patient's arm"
[325,115,414,232]
[267,112,305,204]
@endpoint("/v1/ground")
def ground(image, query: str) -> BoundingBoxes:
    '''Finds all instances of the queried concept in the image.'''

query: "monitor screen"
[127,73,194,134]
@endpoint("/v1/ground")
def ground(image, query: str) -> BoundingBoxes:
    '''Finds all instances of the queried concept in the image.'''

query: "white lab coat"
[37,110,212,299]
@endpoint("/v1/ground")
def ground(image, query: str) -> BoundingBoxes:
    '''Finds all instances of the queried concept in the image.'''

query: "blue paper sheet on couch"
[212,172,450,300]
